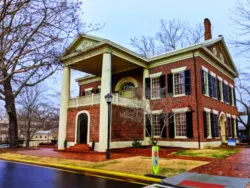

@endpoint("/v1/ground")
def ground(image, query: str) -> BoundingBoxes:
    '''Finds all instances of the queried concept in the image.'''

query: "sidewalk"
[190,148,250,178]
[162,172,250,188]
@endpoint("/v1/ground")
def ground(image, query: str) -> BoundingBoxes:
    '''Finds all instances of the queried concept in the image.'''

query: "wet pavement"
[190,148,250,178]
[0,160,144,188]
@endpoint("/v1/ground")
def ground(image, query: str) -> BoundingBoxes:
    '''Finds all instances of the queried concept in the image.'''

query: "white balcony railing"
[68,93,144,108]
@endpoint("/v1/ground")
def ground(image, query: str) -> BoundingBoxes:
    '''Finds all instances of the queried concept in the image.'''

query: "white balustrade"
[69,93,144,108]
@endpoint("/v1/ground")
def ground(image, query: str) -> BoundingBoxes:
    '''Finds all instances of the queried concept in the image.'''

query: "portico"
[58,35,147,151]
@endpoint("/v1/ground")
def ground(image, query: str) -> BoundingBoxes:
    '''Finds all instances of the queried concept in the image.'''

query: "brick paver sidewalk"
[190,148,250,178]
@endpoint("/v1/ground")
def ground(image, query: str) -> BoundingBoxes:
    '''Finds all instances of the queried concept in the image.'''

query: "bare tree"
[0,0,100,147]
[232,0,250,54]
[130,19,203,58]
[236,74,250,143]
[17,85,59,147]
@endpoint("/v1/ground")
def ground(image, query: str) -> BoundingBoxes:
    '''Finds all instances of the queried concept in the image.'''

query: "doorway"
[220,115,226,143]
[77,113,88,144]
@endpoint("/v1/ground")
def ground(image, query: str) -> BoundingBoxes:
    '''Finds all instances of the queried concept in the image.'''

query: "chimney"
[204,18,212,40]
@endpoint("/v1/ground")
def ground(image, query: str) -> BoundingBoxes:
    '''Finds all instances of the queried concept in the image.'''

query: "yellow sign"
[152,146,159,175]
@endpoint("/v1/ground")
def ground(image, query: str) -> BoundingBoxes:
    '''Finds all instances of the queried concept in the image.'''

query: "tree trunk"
[3,77,18,148]
[26,120,31,147]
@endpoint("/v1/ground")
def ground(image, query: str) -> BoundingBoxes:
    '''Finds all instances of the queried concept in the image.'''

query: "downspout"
[193,51,201,149]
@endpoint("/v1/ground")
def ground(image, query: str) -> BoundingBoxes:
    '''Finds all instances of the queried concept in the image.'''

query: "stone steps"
[64,144,91,153]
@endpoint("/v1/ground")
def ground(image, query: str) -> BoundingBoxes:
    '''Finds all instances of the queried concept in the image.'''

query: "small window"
[85,90,92,96]
[151,78,160,98]
[45,136,47,138]
[40,136,42,138]
[175,113,187,137]
[174,72,185,95]
[213,47,217,56]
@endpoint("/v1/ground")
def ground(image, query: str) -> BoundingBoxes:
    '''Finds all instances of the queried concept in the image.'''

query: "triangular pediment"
[62,35,104,57]
[205,39,238,76]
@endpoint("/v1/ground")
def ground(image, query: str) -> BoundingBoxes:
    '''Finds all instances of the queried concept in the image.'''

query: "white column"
[58,66,70,150]
[98,53,111,152]
[143,68,151,145]
[234,118,237,138]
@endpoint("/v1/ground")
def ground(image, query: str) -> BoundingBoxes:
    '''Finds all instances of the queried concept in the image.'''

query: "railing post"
[116,93,119,104]
[92,93,94,105]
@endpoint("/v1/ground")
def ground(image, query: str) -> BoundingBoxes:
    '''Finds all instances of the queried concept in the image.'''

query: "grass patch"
[172,148,240,159]
[0,153,208,177]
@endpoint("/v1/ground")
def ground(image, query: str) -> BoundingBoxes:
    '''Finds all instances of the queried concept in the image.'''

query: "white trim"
[149,72,162,78]
[85,87,93,92]
[229,84,233,88]
[98,85,101,89]
[204,107,211,112]
[172,107,188,113]
[202,66,208,72]
[210,71,216,77]
[77,77,101,86]
[74,110,91,145]
[226,113,231,118]
[171,66,187,73]
[151,110,163,114]
[212,110,219,114]
[224,80,228,85]
[173,94,186,98]
[217,76,222,81]
[232,115,236,119]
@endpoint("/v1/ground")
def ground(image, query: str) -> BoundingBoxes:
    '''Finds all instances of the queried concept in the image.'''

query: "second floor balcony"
[69,93,145,109]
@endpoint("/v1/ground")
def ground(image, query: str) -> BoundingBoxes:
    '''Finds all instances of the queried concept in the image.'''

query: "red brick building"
[58,19,239,151]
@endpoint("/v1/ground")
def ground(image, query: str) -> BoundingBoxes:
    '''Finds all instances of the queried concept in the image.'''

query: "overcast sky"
[49,0,247,100]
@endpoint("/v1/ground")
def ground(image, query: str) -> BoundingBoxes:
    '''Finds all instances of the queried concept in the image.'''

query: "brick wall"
[196,56,238,141]
[112,67,143,99]
[79,81,101,96]
[66,105,100,142]
[111,105,144,141]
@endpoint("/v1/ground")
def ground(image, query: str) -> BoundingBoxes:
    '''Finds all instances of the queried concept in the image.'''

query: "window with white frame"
[151,77,160,98]
[151,114,161,137]
[85,90,92,96]
[175,113,187,137]
[174,72,185,95]
[203,71,209,95]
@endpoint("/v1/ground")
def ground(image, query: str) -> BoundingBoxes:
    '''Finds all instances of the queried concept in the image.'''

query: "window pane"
[204,72,208,94]
[152,114,161,137]
[174,72,185,95]
[152,77,160,98]
[206,112,210,137]
[175,113,187,136]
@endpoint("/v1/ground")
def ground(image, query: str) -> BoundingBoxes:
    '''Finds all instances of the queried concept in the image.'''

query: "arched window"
[119,82,135,98]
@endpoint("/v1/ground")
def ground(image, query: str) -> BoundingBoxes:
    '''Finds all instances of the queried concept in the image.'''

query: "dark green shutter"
[229,87,232,105]
[213,77,217,98]
[160,75,166,99]
[201,70,205,94]
[160,113,167,138]
[223,83,226,102]
[168,112,175,138]
[186,111,193,138]
[145,114,151,137]
[214,114,219,137]
[208,74,212,97]
[217,79,221,101]
[231,117,235,138]
[185,70,191,95]
[233,88,236,106]
[145,78,151,99]
[167,74,173,97]
[210,113,215,138]
[227,117,231,137]
[203,111,208,138]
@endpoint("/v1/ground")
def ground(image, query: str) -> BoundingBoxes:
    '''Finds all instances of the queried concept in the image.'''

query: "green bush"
[132,138,142,148]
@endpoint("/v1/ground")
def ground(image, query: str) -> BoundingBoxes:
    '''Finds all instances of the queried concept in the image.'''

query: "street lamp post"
[105,93,112,160]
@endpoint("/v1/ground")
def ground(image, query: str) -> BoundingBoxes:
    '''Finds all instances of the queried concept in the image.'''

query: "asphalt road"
[0,160,144,188]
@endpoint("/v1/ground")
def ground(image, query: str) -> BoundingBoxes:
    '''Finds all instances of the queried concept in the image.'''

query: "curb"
[0,157,161,184]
